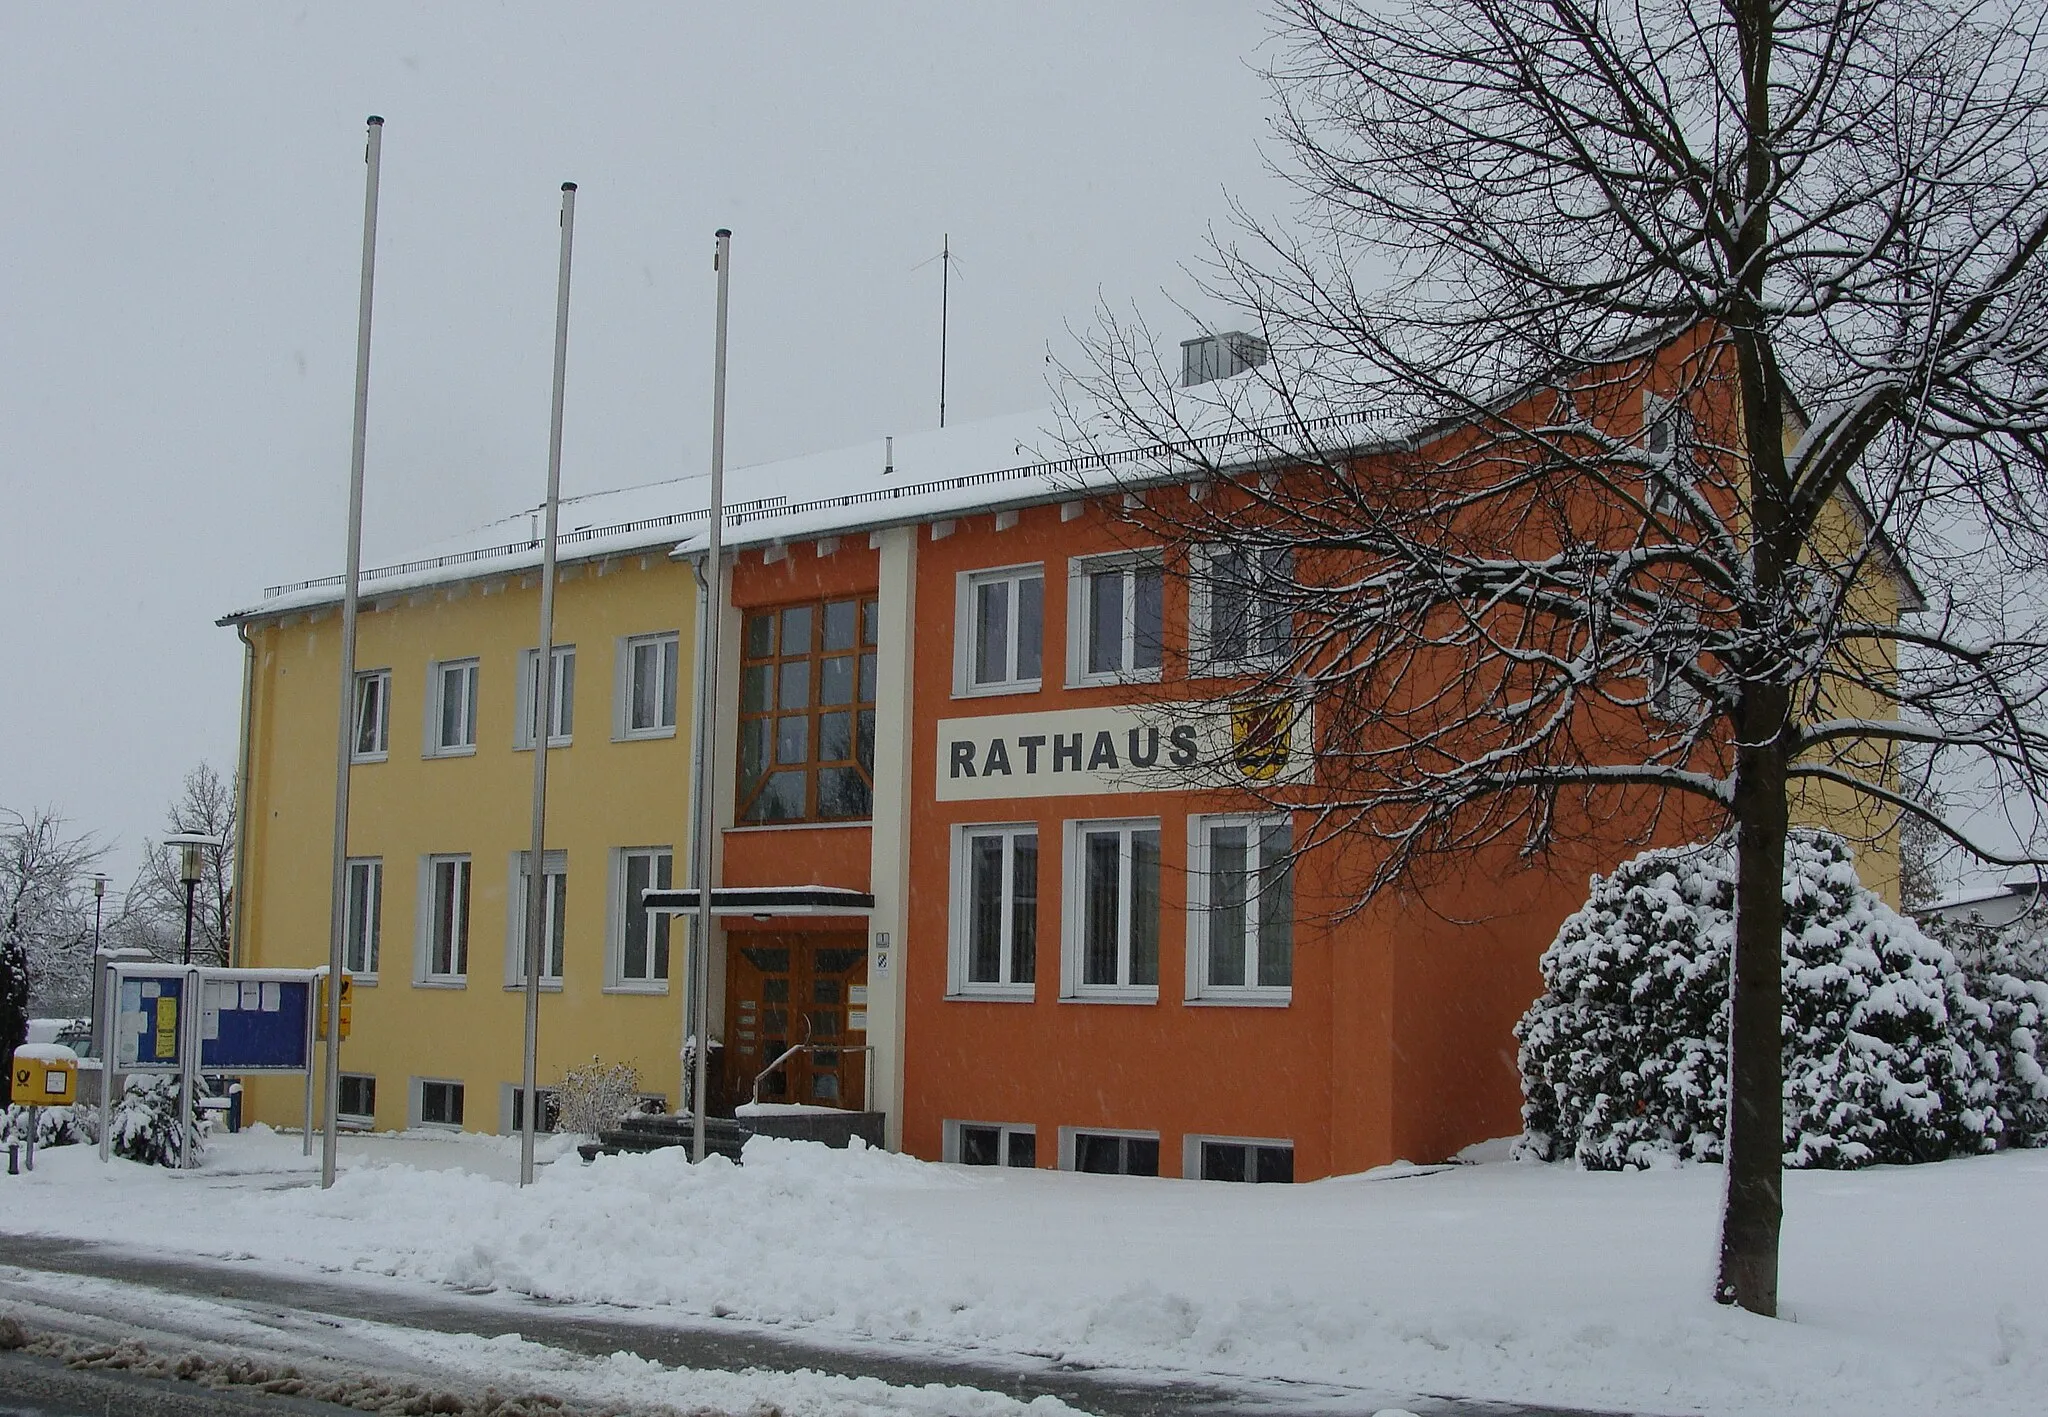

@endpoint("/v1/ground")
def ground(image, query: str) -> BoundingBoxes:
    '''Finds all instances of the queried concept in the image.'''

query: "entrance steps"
[582,1109,885,1164]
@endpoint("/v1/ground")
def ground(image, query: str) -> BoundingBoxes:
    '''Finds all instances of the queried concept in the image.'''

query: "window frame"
[736,597,880,824]
[505,849,568,989]
[615,631,680,740]
[947,823,1039,1001]
[944,1118,1038,1168]
[954,563,1045,697]
[607,846,673,993]
[515,644,576,749]
[417,853,471,986]
[352,669,391,762]
[1067,550,1165,687]
[424,658,480,757]
[1182,1133,1295,1183]
[343,856,382,982]
[1058,1126,1161,1176]
[502,1083,563,1135]
[412,1077,465,1130]
[336,1073,377,1129]
[1189,545,1293,676]
[1061,817,1163,1003]
[1643,392,1696,520]
[1186,813,1294,1006]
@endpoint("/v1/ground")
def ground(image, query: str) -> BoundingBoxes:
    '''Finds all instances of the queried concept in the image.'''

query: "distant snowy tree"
[2,807,103,1101]
[118,765,236,967]
[1519,831,2005,1169]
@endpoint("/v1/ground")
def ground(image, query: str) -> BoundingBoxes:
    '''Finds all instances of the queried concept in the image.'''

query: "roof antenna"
[884,435,894,477]
[914,235,963,428]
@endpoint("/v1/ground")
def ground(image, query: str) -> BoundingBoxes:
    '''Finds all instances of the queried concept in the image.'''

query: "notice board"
[198,976,312,1072]
[115,972,188,1071]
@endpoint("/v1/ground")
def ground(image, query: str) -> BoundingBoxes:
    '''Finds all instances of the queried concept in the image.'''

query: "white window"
[426,658,480,756]
[420,854,471,983]
[352,670,391,760]
[343,857,382,979]
[1191,546,1291,673]
[609,847,673,989]
[506,850,567,986]
[956,565,1044,695]
[948,825,1038,998]
[1188,815,1293,1002]
[337,1073,377,1127]
[1644,393,1694,519]
[618,632,680,738]
[503,1084,562,1134]
[1069,553,1163,684]
[1062,819,1161,1001]
[1185,1135,1294,1183]
[1060,1127,1160,1176]
[945,1119,1037,1167]
[516,645,575,748]
[413,1077,464,1129]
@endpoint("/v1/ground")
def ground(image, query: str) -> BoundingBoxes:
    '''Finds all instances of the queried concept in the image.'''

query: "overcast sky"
[0,3,1286,889]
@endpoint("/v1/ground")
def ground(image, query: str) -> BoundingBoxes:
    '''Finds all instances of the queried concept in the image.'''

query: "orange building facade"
[229,333,1899,1179]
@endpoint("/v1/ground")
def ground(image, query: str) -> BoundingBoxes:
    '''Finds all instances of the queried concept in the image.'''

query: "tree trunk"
[1716,686,1789,1316]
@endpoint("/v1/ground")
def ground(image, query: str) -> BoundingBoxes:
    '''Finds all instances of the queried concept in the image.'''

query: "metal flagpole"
[690,229,732,1165]
[322,116,384,1190]
[939,232,949,428]
[520,182,577,1187]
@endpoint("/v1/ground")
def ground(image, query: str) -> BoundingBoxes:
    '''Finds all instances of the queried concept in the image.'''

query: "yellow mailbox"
[10,1044,79,1107]
[316,973,353,1042]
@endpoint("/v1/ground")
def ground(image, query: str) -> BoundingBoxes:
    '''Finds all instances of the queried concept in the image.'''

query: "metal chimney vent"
[1180,331,1270,388]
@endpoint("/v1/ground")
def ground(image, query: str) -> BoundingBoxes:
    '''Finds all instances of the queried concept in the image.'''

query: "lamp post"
[92,874,106,952]
[163,834,222,966]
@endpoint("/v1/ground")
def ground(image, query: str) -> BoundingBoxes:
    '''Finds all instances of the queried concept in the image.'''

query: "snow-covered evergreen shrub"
[554,1057,641,1138]
[0,1102,89,1148]
[1517,830,2001,1169]
[107,1075,206,1167]
[1926,914,2048,1146]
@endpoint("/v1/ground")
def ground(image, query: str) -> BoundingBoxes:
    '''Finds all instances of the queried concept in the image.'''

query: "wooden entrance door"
[723,932,868,1110]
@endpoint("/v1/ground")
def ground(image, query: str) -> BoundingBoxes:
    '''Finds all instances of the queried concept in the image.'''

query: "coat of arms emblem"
[1231,702,1294,781]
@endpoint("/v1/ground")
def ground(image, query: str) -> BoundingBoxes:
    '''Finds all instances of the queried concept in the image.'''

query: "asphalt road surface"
[0,1348,368,1417]
[0,1232,1632,1417]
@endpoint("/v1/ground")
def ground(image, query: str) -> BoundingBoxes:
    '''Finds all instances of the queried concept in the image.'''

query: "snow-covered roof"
[220,393,1379,625]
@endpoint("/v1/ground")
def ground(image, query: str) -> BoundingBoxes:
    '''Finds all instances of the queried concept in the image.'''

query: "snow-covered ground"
[4,1125,2045,1416]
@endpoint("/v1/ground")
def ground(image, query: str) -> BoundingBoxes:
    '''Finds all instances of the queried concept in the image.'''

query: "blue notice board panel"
[199,977,312,1072]
[116,973,188,1070]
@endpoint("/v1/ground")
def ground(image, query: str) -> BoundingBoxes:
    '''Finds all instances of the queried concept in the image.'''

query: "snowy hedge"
[1516,830,2048,1169]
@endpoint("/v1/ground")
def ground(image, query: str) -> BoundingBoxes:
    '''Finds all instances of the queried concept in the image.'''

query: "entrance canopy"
[642,885,875,917]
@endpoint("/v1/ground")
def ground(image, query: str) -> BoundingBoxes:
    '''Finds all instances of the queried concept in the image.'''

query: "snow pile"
[1519,829,2016,1169]
[267,1135,958,1320]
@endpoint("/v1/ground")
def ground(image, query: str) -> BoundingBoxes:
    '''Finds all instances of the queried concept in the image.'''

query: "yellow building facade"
[231,550,703,1133]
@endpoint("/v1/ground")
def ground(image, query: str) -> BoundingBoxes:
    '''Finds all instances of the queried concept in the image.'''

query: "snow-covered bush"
[0,1102,90,1149]
[554,1057,642,1138]
[107,1075,206,1167]
[1925,914,2048,1147]
[1517,830,2002,1170]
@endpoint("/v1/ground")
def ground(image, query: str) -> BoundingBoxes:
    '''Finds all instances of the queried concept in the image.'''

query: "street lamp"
[163,833,222,966]
[92,874,106,952]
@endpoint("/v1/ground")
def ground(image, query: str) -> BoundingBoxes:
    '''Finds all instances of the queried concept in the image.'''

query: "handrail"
[750,1031,875,1111]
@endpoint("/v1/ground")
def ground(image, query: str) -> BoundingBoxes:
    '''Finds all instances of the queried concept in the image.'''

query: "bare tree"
[2,807,105,1100]
[1071,0,2048,1316]
[121,765,237,968]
